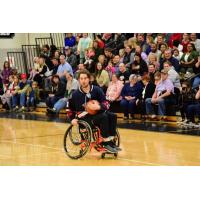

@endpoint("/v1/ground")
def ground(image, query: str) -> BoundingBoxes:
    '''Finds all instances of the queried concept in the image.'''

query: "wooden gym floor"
[0,112,200,166]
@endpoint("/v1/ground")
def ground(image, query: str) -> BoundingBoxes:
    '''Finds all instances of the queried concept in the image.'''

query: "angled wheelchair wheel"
[63,120,92,159]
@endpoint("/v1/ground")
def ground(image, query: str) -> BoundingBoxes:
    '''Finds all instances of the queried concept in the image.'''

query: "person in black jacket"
[68,69,121,153]
[137,74,156,119]
[46,75,65,111]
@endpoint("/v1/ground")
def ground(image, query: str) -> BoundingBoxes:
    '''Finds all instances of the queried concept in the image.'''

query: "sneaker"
[103,136,115,142]
[12,106,19,112]
[109,141,122,151]
[47,107,56,114]
[18,106,26,112]
[123,116,129,120]
[103,144,118,153]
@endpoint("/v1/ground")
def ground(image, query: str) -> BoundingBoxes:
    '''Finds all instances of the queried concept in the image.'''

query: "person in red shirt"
[181,33,190,53]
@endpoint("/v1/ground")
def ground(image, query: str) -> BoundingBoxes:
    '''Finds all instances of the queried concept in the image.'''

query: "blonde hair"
[148,53,157,62]
[128,37,137,49]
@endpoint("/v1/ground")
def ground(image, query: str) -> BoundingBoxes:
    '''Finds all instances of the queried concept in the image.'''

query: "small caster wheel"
[114,153,118,158]
[101,153,105,159]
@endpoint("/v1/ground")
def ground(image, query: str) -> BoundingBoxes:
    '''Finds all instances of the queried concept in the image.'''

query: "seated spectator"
[159,43,168,59]
[192,56,200,89]
[115,33,126,53]
[0,75,14,109]
[1,61,12,86]
[172,40,183,52]
[28,57,40,81]
[77,33,93,63]
[33,57,48,88]
[145,69,175,120]
[127,37,137,50]
[95,62,110,92]
[0,75,3,95]
[57,55,73,83]
[185,85,200,126]
[130,53,148,76]
[154,71,161,86]
[51,57,60,75]
[93,39,103,63]
[190,33,200,54]
[54,50,61,59]
[90,73,98,86]
[84,47,96,73]
[180,43,199,74]
[163,61,181,89]
[147,42,161,59]
[95,35,105,49]
[117,63,131,83]
[120,74,143,119]
[46,75,65,112]
[137,74,156,119]
[155,34,165,49]
[178,81,195,123]
[113,55,121,73]
[135,45,148,62]
[136,33,148,52]
[119,49,125,63]
[147,52,160,70]
[65,46,77,71]
[98,54,106,67]
[26,81,40,112]
[123,45,135,68]
[106,74,124,102]
[47,72,79,114]
[148,63,157,83]
[12,74,32,112]
[173,48,183,61]
[65,33,76,47]
[105,61,116,80]
[181,33,190,53]
[160,49,180,72]
[74,63,86,79]
[104,48,114,66]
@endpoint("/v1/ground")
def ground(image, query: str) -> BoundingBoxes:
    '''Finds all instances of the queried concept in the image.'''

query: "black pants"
[83,111,117,138]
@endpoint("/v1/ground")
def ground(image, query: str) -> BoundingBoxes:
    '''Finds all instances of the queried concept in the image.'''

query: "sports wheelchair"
[63,120,120,159]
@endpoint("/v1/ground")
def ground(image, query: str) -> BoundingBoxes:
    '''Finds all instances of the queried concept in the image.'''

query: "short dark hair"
[77,69,91,79]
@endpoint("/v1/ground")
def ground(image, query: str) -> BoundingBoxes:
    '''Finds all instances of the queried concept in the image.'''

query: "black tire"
[63,120,92,159]
[114,129,120,147]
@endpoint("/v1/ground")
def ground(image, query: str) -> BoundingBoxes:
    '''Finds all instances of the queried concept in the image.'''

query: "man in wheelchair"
[68,69,121,154]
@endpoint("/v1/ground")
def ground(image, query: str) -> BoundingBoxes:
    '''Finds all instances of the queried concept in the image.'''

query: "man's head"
[163,61,172,71]
[82,33,88,38]
[104,48,113,58]
[183,33,189,41]
[125,45,132,54]
[137,33,144,43]
[119,63,126,72]
[148,64,156,73]
[78,63,86,70]
[78,69,91,88]
[164,49,172,60]
[38,57,45,65]
[161,69,168,81]
[66,33,73,38]
[65,71,73,80]
[59,55,66,64]
[157,34,164,44]
[51,57,59,66]
[42,44,50,53]
[190,33,197,41]
[113,55,120,64]
[150,43,157,53]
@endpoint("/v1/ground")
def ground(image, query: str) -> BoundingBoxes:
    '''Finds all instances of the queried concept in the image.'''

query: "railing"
[35,37,53,49]
[7,51,27,74]
[50,33,65,48]
[22,45,40,71]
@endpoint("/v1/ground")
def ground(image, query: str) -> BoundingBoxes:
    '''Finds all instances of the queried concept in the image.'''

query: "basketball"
[85,100,100,115]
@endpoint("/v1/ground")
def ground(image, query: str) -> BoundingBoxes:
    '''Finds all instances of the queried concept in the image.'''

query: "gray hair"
[129,74,138,82]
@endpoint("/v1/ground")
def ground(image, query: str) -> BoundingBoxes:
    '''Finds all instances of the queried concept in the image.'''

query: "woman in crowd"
[120,74,143,120]
[106,74,124,102]
[147,53,160,70]
[95,62,110,93]
[46,75,65,112]
[180,43,199,74]
[47,72,79,114]
[130,53,148,75]
[123,45,135,68]
[1,61,13,86]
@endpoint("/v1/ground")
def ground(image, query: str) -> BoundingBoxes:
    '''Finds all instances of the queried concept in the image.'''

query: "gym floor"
[0,112,200,166]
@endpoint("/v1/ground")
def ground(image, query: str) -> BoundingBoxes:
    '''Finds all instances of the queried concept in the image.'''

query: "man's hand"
[71,119,78,126]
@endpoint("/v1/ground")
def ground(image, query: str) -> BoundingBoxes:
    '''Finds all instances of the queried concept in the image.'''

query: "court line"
[0,140,62,151]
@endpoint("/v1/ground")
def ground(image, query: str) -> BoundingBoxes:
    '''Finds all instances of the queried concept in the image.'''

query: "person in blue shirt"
[57,55,73,83]
[64,33,76,47]
[120,74,143,119]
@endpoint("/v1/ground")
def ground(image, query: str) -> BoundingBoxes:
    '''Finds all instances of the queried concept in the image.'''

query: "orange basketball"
[85,100,100,115]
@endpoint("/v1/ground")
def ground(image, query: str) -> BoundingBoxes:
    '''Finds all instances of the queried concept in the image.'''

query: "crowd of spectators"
[1,33,200,127]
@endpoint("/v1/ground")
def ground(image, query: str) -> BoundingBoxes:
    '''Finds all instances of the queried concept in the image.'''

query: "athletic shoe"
[18,106,26,112]
[109,142,122,151]
[103,144,118,153]
[12,106,19,112]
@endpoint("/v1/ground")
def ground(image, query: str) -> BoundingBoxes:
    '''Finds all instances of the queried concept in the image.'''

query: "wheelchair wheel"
[63,120,92,159]
[113,129,120,147]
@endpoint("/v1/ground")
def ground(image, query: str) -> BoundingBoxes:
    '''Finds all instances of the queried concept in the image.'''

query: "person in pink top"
[106,74,124,102]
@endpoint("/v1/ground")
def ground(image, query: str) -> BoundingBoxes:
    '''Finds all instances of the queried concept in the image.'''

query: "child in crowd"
[26,81,40,112]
